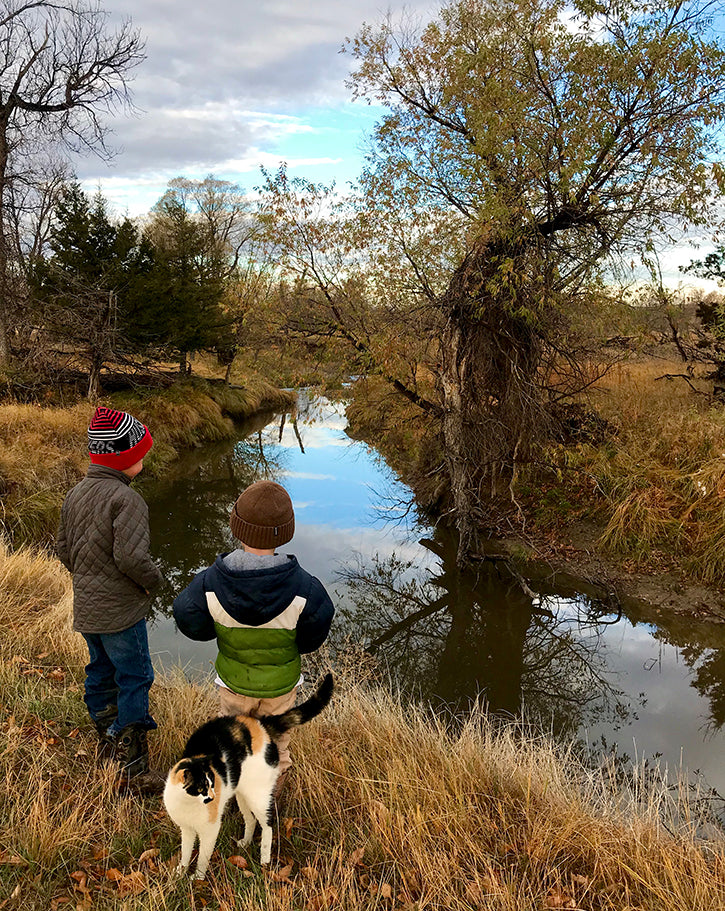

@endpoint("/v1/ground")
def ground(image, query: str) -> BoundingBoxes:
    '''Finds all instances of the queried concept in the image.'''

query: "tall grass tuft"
[526,361,725,583]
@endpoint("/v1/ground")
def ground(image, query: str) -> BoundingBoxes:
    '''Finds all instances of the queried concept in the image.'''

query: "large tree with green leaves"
[267,0,725,562]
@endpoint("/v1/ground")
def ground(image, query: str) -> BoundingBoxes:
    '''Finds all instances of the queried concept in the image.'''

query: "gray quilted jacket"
[56,465,163,634]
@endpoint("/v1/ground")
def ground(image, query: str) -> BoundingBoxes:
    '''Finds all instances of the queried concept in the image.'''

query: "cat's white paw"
[236,835,253,848]
[191,869,207,881]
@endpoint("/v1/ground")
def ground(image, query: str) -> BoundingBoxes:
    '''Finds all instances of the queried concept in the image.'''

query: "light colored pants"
[218,685,298,776]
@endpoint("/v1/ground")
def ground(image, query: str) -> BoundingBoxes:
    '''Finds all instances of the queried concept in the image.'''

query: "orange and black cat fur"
[163,674,333,879]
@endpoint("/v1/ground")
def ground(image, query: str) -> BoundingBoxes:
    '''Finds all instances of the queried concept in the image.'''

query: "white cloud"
[70,0,438,210]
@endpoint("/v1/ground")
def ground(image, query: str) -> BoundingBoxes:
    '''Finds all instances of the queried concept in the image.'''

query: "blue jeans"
[82,618,157,735]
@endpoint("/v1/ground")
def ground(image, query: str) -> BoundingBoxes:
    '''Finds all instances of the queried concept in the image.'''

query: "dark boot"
[114,725,164,795]
[92,704,118,760]
[114,724,149,777]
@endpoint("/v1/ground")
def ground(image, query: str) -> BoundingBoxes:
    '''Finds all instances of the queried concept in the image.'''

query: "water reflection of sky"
[538,595,725,793]
[144,394,725,797]
[262,396,417,539]
[590,624,723,786]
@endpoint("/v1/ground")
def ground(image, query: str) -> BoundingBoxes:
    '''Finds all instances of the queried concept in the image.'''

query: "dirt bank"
[497,518,725,625]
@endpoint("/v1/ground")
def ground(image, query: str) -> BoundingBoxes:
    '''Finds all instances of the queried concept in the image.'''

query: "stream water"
[141,392,725,799]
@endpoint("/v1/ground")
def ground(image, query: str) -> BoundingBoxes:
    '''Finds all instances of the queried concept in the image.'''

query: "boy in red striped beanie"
[56,406,163,791]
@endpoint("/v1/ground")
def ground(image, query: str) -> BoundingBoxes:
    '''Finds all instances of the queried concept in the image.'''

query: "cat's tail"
[261,673,334,738]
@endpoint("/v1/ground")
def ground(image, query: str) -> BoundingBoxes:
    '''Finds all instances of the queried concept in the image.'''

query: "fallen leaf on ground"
[349,847,365,866]
[370,800,389,828]
[380,883,392,899]
[268,863,293,883]
[545,889,577,908]
[70,872,90,895]
[226,855,248,869]
[0,852,27,866]
[283,817,295,838]
[308,886,340,910]
[116,871,147,897]
[104,868,124,882]
[137,848,159,865]
[301,866,318,881]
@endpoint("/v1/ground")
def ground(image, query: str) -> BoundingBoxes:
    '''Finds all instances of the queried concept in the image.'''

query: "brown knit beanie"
[230,480,295,549]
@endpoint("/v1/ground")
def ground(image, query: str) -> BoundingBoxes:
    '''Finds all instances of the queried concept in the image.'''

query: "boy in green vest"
[172,480,334,788]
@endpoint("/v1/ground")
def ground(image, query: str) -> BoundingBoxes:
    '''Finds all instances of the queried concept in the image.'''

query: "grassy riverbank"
[1,542,724,911]
[0,376,294,545]
[347,361,725,596]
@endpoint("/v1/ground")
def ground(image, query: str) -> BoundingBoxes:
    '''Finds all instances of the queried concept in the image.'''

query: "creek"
[141,391,725,799]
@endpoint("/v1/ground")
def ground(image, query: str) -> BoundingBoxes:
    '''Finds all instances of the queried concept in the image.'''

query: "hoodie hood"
[204,554,305,625]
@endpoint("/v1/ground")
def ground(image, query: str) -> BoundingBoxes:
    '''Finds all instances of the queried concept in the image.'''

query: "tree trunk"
[0,122,12,369]
[438,243,546,564]
[87,353,102,401]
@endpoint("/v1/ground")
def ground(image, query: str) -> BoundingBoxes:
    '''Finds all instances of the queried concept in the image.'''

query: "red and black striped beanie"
[88,407,153,470]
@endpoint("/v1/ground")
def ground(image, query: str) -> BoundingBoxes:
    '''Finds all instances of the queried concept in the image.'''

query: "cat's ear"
[183,768,194,789]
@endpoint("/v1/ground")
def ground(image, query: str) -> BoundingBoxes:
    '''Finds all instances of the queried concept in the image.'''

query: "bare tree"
[4,153,68,349]
[0,0,145,366]
[37,271,118,399]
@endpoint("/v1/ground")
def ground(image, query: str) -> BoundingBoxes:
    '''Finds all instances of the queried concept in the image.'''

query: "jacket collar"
[86,464,131,486]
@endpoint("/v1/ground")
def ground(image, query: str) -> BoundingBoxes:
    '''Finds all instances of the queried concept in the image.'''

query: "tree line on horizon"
[24,176,264,397]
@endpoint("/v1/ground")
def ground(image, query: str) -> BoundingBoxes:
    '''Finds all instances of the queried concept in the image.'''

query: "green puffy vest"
[208,590,304,697]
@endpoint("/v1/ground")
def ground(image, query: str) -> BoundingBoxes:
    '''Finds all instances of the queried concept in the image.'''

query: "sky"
[75,0,437,217]
[70,0,723,290]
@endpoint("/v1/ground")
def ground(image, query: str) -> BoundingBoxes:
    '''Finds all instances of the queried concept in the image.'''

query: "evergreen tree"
[144,184,228,369]
[30,182,154,396]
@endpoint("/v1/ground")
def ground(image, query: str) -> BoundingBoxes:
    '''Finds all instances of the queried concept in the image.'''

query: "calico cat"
[163,673,333,879]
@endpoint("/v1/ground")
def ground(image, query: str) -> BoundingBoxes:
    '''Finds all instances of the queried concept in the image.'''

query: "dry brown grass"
[0,403,90,544]
[1,542,724,910]
[534,359,725,582]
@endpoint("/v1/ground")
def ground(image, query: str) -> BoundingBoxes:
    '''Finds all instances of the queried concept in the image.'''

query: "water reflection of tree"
[338,531,636,739]
[635,611,725,732]
[142,395,344,620]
